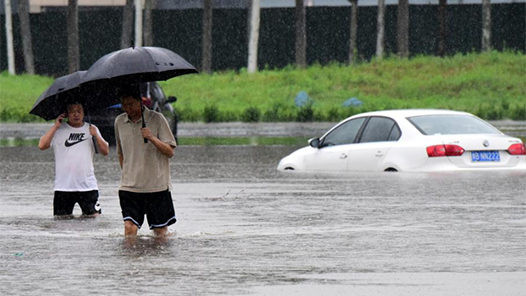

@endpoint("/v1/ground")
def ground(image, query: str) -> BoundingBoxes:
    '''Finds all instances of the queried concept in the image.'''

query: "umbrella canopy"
[79,46,198,144]
[30,71,87,121]
[80,46,198,85]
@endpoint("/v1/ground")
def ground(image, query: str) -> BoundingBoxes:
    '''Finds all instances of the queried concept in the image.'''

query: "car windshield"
[407,114,501,135]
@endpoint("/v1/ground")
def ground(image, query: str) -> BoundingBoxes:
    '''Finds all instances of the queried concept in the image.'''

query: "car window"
[387,124,401,141]
[407,115,501,135]
[322,117,366,147]
[359,117,399,143]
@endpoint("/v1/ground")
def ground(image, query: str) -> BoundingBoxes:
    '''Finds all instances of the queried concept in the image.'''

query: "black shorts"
[119,190,177,230]
[54,190,102,216]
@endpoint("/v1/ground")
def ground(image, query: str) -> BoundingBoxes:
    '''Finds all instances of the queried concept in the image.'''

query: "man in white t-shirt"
[39,103,109,216]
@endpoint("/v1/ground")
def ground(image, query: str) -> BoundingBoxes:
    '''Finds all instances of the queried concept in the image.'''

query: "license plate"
[471,151,500,162]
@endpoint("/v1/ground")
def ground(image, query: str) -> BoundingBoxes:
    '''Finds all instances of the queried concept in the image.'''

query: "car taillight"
[508,143,526,155]
[427,144,465,157]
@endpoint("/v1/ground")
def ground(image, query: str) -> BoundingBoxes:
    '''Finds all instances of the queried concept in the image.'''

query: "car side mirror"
[309,138,321,148]
[167,96,177,103]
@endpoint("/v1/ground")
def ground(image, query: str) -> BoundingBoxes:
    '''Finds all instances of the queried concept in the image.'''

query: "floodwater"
[1,142,525,296]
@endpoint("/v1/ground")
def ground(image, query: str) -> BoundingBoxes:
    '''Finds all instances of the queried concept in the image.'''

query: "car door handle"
[340,153,348,159]
[375,150,384,157]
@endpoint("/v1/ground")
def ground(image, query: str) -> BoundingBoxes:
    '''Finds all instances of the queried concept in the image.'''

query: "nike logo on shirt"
[65,133,87,147]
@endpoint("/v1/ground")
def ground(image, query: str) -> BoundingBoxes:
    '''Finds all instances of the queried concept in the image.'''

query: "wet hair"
[65,102,84,113]
[119,85,142,101]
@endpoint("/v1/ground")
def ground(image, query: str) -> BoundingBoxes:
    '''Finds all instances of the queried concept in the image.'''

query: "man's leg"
[78,190,102,217]
[147,190,176,236]
[153,226,169,236]
[124,220,139,237]
[119,190,145,237]
[53,191,76,216]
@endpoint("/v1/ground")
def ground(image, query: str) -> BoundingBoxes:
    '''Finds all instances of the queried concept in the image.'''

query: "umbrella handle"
[143,122,148,144]
[87,117,99,154]
[141,97,148,144]
[93,137,99,154]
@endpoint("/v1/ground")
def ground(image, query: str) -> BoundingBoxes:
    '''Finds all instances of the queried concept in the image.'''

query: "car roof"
[351,109,471,119]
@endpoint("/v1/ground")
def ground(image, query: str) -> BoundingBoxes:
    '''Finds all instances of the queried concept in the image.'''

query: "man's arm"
[118,152,124,169]
[89,125,110,156]
[141,127,175,158]
[39,113,65,150]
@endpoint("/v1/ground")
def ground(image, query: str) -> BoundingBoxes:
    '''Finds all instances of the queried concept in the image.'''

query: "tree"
[376,0,386,59]
[482,0,491,51]
[134,0,143,47]
[348,0,359,64]
[201,0,213,74]
[397,0,409,58]
[67,0,80,73]
[144,0,155,46]
[437,0,447,57]
[295,0,307,68]
[248,0,261,74]
[121,0,134,48]
[4,0,15,75]
[17,0,35,74]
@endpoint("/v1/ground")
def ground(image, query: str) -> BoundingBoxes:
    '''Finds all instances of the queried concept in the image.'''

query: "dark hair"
[65,102,84,113]
[119,84,142,101]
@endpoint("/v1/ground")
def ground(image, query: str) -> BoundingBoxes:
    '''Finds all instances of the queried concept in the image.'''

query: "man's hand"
[89,125,97,136]
[141,127,153,140]
[55,113,66,127]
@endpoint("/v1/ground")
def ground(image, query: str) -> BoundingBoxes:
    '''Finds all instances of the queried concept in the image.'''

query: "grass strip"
[1,51,525,123]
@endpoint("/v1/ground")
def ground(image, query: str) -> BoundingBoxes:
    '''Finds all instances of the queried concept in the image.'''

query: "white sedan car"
[277,109,526,172]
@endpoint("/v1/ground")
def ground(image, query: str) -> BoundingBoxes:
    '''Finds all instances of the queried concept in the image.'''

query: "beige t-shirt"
[115,107,177,193]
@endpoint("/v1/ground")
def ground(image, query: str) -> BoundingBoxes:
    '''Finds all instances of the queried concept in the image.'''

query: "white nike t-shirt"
[51,122,100,191]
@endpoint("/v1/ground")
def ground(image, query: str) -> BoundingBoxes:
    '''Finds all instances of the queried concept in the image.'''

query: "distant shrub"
[325,107,341,122]
[510,105,526,120]
[296,104,314,122]
[486,108,502,120]
[313,109,325,121]
[221,110,239,122]
[262,104,280,122]
[263,103,296,122]
[203,105,220,123]
[501,99,509,111]
[342,107,361,119]
[176,107,200,122]
[241,106,261,122]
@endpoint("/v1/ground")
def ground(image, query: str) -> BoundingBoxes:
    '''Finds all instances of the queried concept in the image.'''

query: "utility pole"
[67,0,80,73]
[482,0,491,51]
[248,0,261,74]
[135,0,143,47]
[4,0,15,75]
[295,0,307,68]
[201,0,213,74]
[376,0,385,59]
[348,0,359,64]
[121,0,134,48]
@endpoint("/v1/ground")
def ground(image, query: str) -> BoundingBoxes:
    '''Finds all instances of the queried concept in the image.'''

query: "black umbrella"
[80,46,198,143]
[81,46,198,84]
[30,71,87,121]
[30,71,101,153]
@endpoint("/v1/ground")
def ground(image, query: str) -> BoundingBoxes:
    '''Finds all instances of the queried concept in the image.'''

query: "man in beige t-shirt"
[115,91,177,237]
